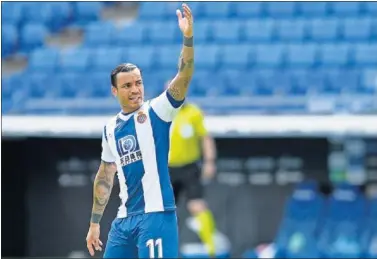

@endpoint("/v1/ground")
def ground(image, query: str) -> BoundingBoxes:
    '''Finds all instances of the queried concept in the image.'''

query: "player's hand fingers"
[183,4,192,18]
[87,242,95,256]
[93,239,100,251]
[176,9,182,20]
[94,239,102,251]
[99,240,103,246]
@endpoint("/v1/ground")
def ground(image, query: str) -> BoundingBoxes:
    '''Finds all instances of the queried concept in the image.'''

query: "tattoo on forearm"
[90,161,116,224]
[167,37,194,101]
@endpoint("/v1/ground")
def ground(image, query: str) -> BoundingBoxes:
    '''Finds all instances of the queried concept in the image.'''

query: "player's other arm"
[167,3,194,101]
[90,160,117,224]
[86,127,116,256]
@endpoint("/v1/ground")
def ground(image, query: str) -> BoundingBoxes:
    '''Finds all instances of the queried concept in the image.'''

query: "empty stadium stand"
[243,181,377,259]
[2,1,377,115]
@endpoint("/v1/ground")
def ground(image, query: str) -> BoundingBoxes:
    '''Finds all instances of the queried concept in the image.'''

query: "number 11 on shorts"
[146,238,163,258]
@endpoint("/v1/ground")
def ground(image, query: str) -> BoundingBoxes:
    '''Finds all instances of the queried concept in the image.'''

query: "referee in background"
[166,81,218,256]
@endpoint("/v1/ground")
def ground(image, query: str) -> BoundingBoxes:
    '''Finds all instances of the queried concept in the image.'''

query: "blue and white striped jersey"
[101,90,184,218]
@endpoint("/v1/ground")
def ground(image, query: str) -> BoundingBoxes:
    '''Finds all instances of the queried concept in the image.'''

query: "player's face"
[112,69,144,113]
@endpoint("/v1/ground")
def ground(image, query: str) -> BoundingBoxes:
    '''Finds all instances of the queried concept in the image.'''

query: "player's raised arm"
[167,3,194,101]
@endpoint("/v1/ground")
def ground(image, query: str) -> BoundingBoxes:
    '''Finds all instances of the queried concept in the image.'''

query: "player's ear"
[111,86,117,97]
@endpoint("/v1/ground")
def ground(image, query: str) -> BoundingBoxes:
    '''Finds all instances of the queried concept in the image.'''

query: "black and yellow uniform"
[168,103,217,256]
[169,102,207,200]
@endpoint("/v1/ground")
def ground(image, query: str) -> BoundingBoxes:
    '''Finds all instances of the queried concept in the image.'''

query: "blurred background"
[1,1,377,258]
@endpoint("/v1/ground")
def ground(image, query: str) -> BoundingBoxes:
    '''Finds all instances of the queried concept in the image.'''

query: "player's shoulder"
[104,114,119,130]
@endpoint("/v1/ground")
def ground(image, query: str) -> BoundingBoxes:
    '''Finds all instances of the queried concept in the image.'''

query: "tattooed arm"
[90,160,117,224]
[167,3,194,101]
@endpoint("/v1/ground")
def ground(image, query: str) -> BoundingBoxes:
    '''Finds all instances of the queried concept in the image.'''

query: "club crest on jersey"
[118,135,142,166]
[137,111,147,124]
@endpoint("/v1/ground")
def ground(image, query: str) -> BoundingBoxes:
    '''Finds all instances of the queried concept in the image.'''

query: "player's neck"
[121,106,140,115]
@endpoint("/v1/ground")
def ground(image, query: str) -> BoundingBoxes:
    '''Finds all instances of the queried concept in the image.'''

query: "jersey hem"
[116,206,176,218]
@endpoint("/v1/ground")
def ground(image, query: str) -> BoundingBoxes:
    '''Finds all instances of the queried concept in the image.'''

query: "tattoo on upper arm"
[90,161,116,224]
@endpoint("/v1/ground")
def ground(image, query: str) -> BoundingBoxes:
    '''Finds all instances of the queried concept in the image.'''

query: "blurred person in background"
[85,4,194,258]
[166,79,218,257]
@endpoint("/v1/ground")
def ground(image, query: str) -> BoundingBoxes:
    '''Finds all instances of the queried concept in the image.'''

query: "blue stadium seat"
[244,19,275,42]
[117,22,146,45]
[286,44,318,68]
[309,19,340,41]
[163,2,182,20]
[252,69,276,96]
[2,2,24,26]
[2,76,14,101]
[59,73,84,98]
[297,2,329,16]
[48,2,72,32]
[201,2,233,18]
[142,71,173,99]
[222,69,253,96]
[2,24,18,58]
[286,71,309,96]
[195,21,212,43]
[20,23,48,53]
[155,45,181,69]
[73,2,104,27]
[91,47,124,72]
[138,2,166,20]
[28,47,60,72]
[330,2,362,15]
[342,18,373,41]
[275,181,324,258]
[365,2,377,15]
[59,48,91,72]
[293,69,327,94]
[84,21,116,46]
[192,71,226,97]
[255,44,285,68]
[212,20,241,43]
[27,73,55,98]
[234,2,265,17]
[361,69,377,89]
[126,46,156,71]
[276,19,308,41]
[265,1,297,17]
[221,45,251,69]
[261,70,294,95]
[195,45,220,70]
[326,69,361,94]
[88,72,112,97]
[354,44,377,66]
[147,21,179,43]
[318,184,367,258]
[23,2,54,27]
[320,44,351,67]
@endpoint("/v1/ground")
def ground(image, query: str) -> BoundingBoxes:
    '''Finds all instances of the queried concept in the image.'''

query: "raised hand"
[176,3,193,38]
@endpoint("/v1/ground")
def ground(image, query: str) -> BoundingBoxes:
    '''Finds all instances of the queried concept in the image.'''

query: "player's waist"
[117,206,176,218]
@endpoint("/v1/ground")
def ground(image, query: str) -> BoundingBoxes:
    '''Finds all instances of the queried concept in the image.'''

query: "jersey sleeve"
[101,126,116,163]
[193,106,208,138]
[150,90,185,122]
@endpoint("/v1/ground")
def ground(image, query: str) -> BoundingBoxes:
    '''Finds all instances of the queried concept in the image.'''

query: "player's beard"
[122,96,143,112]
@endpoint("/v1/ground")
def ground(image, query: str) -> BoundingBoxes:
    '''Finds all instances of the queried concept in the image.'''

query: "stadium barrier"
[3,115,377,138]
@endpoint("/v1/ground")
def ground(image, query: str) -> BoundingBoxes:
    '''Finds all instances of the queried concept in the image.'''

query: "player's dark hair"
[110,63,141,88]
